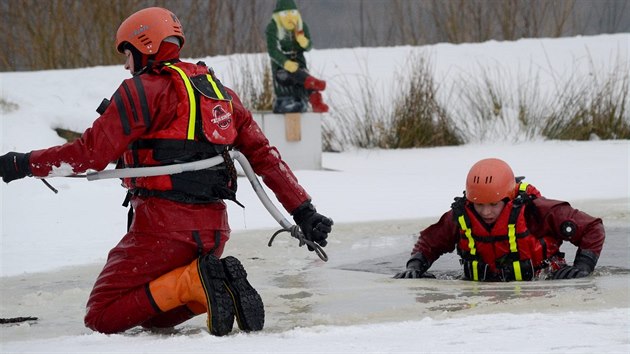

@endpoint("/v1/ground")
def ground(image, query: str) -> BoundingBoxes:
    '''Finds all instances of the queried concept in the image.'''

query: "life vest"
[452,182,556,281]
[121,61,239,204]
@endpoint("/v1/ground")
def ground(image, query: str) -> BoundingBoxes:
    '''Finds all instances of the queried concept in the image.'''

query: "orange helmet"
[115,7,185,55]
[465,158,516,203]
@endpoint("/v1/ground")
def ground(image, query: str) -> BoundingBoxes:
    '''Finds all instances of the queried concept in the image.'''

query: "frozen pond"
[2,199,628,341]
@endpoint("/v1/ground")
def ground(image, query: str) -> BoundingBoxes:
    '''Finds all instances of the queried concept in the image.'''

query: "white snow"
[1,34,629,353]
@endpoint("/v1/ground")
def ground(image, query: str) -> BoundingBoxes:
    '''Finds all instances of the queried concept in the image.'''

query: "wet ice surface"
[1,201,628,343]
[255,217,629,333]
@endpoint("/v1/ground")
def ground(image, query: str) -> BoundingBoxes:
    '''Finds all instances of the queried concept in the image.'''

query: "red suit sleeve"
[411,210,460,264]
[28,76,157,177]
[228,89,310,213]
[529,197,605,257]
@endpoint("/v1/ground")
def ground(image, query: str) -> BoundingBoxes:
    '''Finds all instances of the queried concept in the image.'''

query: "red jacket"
[28,61,310,231]
[412,195,605,267]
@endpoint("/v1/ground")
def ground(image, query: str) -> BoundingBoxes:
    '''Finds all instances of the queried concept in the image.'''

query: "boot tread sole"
[222,256,265,332]
[198,254,235,336]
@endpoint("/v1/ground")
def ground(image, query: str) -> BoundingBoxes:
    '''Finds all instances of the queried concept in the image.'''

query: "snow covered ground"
[1,34,629,353]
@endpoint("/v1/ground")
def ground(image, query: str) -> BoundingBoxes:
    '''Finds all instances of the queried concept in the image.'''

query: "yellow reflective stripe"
[519,182,529,192]
[472,260,479,281]
[513,260,523,281]
[457,215,476,256]
[166,64,196,140]
[508,182,526,256]
[507,212,519,280]
[206,74,225,100]
[508,223,518,253]
[510,182,529,281]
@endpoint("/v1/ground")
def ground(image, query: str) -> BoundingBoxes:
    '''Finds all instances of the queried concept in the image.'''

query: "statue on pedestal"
[265,0,329,114]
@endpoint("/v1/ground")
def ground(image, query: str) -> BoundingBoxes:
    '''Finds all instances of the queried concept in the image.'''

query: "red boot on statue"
[305,76,326,91]
[309,92,329,113]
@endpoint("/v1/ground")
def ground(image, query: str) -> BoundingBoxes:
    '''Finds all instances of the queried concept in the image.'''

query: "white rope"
[85,151,328,261]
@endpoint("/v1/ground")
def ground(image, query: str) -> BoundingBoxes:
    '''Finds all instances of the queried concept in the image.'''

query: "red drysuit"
[27,60,310,333]
[411,187,605,280]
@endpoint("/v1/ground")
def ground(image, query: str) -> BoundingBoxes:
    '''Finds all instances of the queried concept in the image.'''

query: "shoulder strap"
[513,182,533,207]
[189,73,232,102]
[451,195,466,216]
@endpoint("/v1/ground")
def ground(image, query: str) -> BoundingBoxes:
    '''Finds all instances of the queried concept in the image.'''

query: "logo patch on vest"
[212,105,232,130]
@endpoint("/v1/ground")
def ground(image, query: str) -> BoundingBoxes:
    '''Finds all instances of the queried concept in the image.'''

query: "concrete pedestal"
[252,112,322,170]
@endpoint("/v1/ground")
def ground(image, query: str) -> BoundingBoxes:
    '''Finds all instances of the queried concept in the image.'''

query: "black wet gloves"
[552,249,598,279]
[292,201,333,250]
[0,152,31,183]
[394,253,432,279]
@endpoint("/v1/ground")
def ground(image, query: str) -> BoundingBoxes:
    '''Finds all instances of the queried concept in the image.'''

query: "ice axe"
[66,150,327,261]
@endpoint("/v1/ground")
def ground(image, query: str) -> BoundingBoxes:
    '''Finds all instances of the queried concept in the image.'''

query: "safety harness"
[121,61,241,206]
[453,182,552,281]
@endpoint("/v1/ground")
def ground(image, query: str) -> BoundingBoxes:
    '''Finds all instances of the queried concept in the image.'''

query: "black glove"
[552,249,598,279]
[0,152,31,183]
[292,201,333,250]
[394,253,432,279]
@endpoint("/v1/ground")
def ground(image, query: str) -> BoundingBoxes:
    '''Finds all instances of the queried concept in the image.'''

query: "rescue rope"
[82,151,328,261]
[41,179,58,193]
[268,225,328,262]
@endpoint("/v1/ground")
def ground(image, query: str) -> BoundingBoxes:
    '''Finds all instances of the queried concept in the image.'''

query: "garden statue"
[265,0,328,114]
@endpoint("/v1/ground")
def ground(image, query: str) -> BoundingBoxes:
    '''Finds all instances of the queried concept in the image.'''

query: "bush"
[386,55,462,148]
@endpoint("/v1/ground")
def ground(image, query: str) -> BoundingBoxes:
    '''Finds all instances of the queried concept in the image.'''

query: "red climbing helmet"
[115,7,185,55]
[465,158,517,203]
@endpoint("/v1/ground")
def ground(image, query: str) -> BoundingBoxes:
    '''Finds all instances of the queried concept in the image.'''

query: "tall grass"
[322,51,628,150]
[542,60,630,140]
[27,51,630,148]
[226,54,274,112]
[323,53,462,150]
[385,55,462,148]
[452,65,551,142]
[323,64,391,151]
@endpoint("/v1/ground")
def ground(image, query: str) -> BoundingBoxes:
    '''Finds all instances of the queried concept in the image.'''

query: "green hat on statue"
[274,0,298,12]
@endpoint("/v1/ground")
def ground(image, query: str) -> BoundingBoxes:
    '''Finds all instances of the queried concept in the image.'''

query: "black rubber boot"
[273,96,307,113]
[221,256,265,332]
[197,254,235,336]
